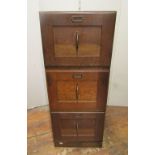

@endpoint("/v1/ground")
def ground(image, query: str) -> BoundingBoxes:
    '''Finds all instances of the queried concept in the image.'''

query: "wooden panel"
[51,113,105,144]
[40,12,116,67]
[77,119,96,137]
[57,81,77,103]
[60,119,77,137]
[53,26,101,57]
[52,113,77,141]
[78,81,97,103]
[78,27,101,57]
[53,27,76,57]
[46,69,109,112]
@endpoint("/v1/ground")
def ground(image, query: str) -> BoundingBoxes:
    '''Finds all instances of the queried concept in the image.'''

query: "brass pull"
[71,16,83,23]
[76,83,79,100]
[75,32,79,55]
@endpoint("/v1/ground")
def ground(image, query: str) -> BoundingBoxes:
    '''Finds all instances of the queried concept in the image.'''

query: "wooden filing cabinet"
[40,11,116,147]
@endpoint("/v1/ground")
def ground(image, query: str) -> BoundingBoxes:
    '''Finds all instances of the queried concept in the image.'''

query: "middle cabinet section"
[46,69,109,112]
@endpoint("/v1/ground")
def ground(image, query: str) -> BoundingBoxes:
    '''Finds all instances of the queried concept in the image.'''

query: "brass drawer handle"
[76,83,79,100]
[75,32,79,54]
[71,16,83,23]
[72,74,83,79]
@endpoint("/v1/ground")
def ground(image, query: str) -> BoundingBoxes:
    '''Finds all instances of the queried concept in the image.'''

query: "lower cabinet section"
[51,113,105,147]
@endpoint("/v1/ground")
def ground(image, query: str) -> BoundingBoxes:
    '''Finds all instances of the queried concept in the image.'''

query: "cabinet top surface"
[39,11,117,14]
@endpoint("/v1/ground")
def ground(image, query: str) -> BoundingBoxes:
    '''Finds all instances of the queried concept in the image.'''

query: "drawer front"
[46,69,109,112]
[40,12,116,67]
[51,113,105,144]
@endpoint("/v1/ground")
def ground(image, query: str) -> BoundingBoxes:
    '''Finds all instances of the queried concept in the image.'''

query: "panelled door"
[52,113,104,143]
[40,12,116,67]
[53,27,101,58]
[46,69,109,112]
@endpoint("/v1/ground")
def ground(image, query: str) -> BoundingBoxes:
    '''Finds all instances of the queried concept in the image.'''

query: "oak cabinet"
[39,11,116,147]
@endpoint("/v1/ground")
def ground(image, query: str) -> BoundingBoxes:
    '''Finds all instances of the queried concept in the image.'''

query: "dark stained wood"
[46,69,109,112]
[51,113,105,147]
[40,12,116,67]
[39,12,116,147]
[53,27,101,57]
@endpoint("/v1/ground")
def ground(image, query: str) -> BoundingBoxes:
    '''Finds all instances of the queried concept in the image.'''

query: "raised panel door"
[40,12,116,67]
[57,81,77,104]
[53,26,101,58]
[46,69,109,112]
[52,113,104,145]
[52,113,77,142]
[78,81,97,104]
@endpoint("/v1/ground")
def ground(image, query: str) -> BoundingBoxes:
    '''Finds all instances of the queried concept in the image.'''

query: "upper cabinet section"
[40,12,116,67]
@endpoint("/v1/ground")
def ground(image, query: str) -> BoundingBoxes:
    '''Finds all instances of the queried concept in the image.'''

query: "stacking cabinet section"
[46,69,109,112]
[52,113,105,147]
[40,12,116,67]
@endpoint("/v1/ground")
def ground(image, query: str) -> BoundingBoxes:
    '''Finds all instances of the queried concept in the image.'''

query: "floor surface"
[28,106,128,155]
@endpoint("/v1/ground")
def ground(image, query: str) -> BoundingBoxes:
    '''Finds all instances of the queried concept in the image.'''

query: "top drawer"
[40,12,116,67]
